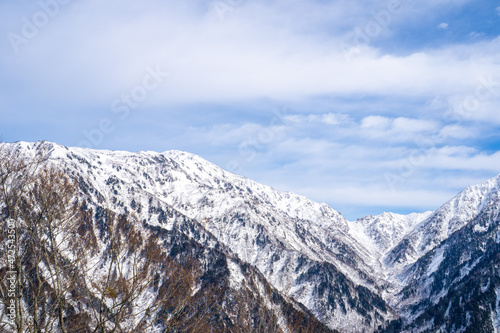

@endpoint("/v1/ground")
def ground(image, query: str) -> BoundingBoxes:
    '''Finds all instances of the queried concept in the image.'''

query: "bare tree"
[0,143,47,332]
[0,143,92,332]
[0,143,217,332]
[83,209,216,333]
[25,166,91,332]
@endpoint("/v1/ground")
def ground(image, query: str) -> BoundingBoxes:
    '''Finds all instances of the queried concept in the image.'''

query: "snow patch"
[227,259,245,289]
[460,257,482,280]
[473,224,488,233]
[427,246,446,276]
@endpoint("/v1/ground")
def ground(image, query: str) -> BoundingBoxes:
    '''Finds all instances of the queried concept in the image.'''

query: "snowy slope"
[5,141,336,332]
[14,141,392,332]
[385,174,500,271]
[384,174,500,332]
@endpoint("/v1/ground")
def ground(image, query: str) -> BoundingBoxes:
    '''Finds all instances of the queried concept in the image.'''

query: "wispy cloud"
[469,31,485,39]
[285,113,353,126]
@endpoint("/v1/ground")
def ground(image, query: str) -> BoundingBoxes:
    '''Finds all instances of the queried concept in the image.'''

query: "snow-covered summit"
[352,211,433,255]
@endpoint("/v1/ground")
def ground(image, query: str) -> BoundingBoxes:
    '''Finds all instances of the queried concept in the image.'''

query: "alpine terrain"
[1,141,499,333]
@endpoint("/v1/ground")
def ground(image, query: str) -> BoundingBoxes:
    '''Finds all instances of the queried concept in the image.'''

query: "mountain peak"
[353,211,433,255]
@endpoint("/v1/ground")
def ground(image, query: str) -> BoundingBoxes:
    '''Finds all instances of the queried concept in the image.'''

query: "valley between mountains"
[1,141,499,332]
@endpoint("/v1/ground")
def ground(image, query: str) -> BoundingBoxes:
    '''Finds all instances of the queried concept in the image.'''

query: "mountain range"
[1,141,499,333]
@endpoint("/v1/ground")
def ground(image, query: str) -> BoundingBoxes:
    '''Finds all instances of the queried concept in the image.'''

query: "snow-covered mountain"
[38,141,393,332]
[385,175,500,269]
[2,141,337,333]
[352,174,500,331]
[352,212,433,255]
[386,174,500,332]
[4,141,500,333]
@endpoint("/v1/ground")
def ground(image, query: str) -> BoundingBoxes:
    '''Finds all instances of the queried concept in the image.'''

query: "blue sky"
[1,0,500,220]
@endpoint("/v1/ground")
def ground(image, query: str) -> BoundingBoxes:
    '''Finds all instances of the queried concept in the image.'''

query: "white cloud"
[425,149,500,172]
[361,116,391,129]
[1,0,499,107]
[438,125,475,139]
[438,23,449,29]
[285,114,442,143]
[437,145,477,157]
[391,117,437,133]
[321,113,351,125]
[285,113,353,126]
[358,116,439,142]
[496,6,500,16]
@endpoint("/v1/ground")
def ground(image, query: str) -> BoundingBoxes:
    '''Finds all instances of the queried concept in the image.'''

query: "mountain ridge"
[3,140,500,332]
